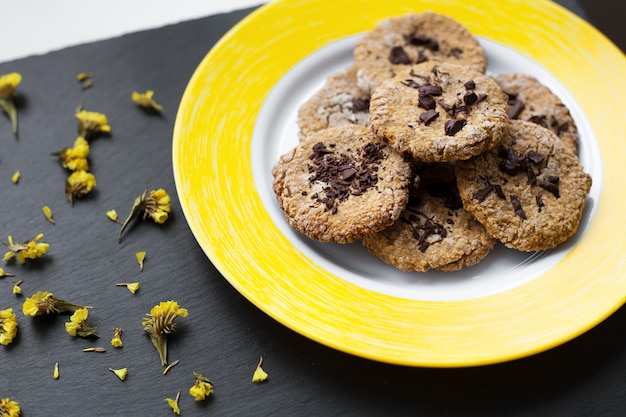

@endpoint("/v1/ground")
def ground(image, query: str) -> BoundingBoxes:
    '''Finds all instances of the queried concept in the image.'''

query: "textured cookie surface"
[455,120,592,251]
[272,125,412,243]
[363,163,495,272]
[495,73,578,153]
[369,62,508,162]
[354,12,487,93]
[297,66,370,140]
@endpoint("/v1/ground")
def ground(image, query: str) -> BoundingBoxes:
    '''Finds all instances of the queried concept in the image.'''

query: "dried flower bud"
[189,372,213,401]
[142,300,188,366]
[76,107,110,139]
[118,189,171,242]
[66,170,96,205]
[3,234,49,264]
[54,136,90,171]
[132,90,164,113]
[111,327,123,348]
[0,72,22,135]
[65,308,99,338]
[22,291,91,316]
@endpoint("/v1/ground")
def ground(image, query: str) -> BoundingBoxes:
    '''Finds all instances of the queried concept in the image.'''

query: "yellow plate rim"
[173,0,626,367]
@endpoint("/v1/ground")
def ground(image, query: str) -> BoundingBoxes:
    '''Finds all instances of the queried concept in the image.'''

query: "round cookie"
[494,73,579,153]
[363,163,495,272]
[455,120,592,252]
[354,12,487,93]
[272,125,412,244]
[297,66,370,141]
[369,61,508,162]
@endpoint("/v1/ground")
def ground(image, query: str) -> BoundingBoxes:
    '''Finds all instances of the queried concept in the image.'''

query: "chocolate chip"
[408,34,439,51]
[417,50,428,64]
[389,46,412,65]
[418,94,436,110]
[418,84,443,96]
[525,150,545,164]
[507,100,525,119]
[539,176,560,198]
[400,79,421,89]
[510,195,527,219]
[464,80,475,90]
[419,109,439,125]
[494,184,506,199]
[476,93,488,103]
[463,91,478,105]
[473,184,493,202]
[536,194,544,212]
[529,114,548,128]
[527,166,537,186]
[350,98,370,113]
[444,119,466,136]
[340,167,356,180]
[449,47,463,58]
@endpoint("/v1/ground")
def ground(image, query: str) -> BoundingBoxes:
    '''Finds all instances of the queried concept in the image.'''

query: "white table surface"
[1,0,264,63]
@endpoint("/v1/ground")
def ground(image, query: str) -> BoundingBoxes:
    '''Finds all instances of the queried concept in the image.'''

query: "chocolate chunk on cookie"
[369,62,508,162]
[363,163,495,272]
[495,73,579,153]
[354,12,487,93]
[297,66,370,141]
[272,125,412,243]
[455,120,592,251]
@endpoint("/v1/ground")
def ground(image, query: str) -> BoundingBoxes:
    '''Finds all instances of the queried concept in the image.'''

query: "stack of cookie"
[272,12,592,272]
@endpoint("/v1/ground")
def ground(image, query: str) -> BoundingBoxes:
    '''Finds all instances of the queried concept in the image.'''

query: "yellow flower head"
[132,90,164,113]
[189,373,213,401]
[56,136,90,171]
[65,308,99,338]
[118,189,171,241]
[22,291,90,316]
[0,308,18,346]
[111,327,123,348]
[165,391,181,416]
[0,397,21,417]
[142,301,188,366]
[3,234,49,264]
[0,72,21,99]
[66,170,96,205]
[76,108,111,138]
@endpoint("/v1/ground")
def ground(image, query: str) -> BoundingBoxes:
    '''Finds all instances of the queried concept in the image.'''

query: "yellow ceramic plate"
[173,0,626,366]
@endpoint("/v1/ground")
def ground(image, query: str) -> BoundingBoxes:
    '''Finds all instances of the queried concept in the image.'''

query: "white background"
[1,0,264,63]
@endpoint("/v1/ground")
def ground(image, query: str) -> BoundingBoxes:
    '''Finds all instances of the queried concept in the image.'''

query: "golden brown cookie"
[354,12,487,93]
[297,66,370,140]
[494,73,578,153]
[272,125,412,243]
[369,62,508,162]
[363,163,495,272]
[455,120,592,252]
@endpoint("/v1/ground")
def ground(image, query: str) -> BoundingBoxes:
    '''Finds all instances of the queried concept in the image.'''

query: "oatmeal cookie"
[369,62,508,162]
[495,73,578,153]
[354,12,487,93]
[455,120,592,251]
[363,163,495,272]
[272,125,412,243]
[297,66,370,140]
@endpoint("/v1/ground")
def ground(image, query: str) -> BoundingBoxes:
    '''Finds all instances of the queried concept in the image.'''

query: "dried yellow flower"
[136,251,146,271]
[0,397,21,417]
[132,90,163,113]
[0,267,15,277]
[22,291,90,317]
[118,189,171,242]
[109,367,128,381]
[115,282,139,294]
[76,72,93,82]
[76,107,110,139]
[42,205,55,224]
[11,170,19,184]
[3,234,49,264]
[0,72,21,135]
[106,209,123,224]
[189,372,213,401]
[53,362,59,379]
[54,136,90,172]
[111,327,123,348]
[0,307,18,346]
[66,170,96,205]
[252,356,269,383]
[142,300,188,366]
[65,308,99,338]
[165,390,181,415]
[12,282,22,295]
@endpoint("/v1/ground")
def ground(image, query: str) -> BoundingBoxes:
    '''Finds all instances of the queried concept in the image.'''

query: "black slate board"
[0,3,625,417]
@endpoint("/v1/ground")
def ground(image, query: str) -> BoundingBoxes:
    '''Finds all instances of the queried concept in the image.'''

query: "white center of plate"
[251,34,601,302]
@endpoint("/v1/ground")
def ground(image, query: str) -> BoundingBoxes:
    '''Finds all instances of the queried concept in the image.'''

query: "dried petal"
[109,367,128,381]
[11,170,19,184]
[136,251,146,271]
[165,390,181,415]
[42,206,55,224]
[53,362,59,379]
[252,356,269,383]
